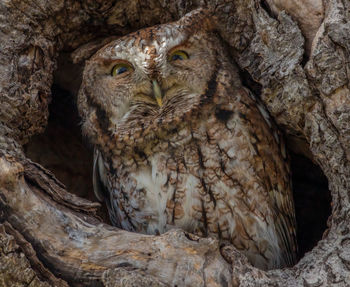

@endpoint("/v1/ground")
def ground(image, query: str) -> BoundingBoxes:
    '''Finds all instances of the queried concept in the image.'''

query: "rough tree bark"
[0,0,349,286]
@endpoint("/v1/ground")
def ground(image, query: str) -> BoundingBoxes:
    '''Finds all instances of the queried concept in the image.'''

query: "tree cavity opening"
[290,150,331,259]
[23,51,332,266]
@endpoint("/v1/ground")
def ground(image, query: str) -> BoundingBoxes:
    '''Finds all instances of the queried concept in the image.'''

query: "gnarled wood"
[1,0,349,286]
[0,155,232,286]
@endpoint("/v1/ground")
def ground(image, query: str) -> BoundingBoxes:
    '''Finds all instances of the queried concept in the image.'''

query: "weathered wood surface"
[1,0,350,286]
[1,155,232,286]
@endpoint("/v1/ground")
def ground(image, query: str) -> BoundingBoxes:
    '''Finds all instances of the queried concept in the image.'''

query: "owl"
[78,9,297,270]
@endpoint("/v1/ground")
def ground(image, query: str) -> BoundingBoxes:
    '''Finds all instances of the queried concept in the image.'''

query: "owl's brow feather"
[95,58,133,71]
[166,39,191,56]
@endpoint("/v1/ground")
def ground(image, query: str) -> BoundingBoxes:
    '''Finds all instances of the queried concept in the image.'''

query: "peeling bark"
[1,0,350,286]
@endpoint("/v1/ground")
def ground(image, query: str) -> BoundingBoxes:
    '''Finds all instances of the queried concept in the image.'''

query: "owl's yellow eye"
[111,63,133,76]
[168,50,189,62]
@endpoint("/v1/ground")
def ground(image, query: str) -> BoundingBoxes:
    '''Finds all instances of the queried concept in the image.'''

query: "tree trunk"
[1,0,349,286]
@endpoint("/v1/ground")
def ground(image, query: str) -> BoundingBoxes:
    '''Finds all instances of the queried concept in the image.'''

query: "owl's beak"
[152,80,163,107]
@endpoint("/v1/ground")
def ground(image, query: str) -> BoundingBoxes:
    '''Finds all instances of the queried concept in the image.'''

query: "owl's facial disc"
[150,48,191,108]
[109,60,165,108]
[83,30,216,136]
[109,47,194,110]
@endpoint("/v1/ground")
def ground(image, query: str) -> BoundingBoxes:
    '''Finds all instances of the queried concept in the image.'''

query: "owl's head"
[78,9,238,152]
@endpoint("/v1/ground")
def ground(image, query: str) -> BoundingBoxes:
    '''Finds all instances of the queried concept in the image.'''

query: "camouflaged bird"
[78,9,297,270]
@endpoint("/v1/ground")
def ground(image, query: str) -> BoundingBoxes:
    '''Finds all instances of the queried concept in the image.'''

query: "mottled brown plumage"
[78,9,297,270]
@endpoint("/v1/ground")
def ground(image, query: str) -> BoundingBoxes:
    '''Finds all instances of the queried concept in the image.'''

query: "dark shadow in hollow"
[291,152,331,259]
[23,85,110,223]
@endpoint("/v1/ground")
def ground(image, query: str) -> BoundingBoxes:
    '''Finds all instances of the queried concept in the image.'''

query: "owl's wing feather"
[242,88,298,267]
[259,105,298,266]
[273,185,298,266]
[93,148,109,202]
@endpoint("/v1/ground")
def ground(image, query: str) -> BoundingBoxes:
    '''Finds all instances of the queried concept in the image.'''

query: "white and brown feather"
[78,9,297,270]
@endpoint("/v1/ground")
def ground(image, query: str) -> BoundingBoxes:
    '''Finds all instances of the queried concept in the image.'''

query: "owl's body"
[78,10,297,270]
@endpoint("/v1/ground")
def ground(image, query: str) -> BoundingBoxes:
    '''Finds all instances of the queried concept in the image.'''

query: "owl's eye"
[168,50,189,62]
[111,63,133,76]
